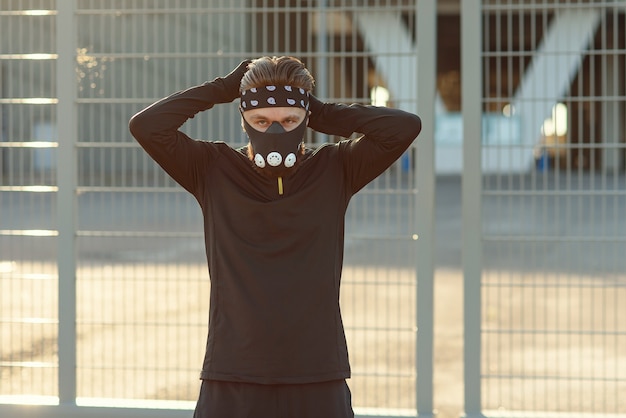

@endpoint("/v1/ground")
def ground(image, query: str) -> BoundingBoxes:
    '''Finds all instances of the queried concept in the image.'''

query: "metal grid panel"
[72,0,422,410]
[478,1,626,415]
[1,0,427,416]
[0,0,59,403]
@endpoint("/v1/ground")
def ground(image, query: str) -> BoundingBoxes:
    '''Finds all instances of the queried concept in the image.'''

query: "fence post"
[461,0,484,417]
[56,0,78,405]
[315,0,329,145]
[416,0,436,417]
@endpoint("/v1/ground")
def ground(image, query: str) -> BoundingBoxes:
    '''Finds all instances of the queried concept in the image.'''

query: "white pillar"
[514,9,601,150]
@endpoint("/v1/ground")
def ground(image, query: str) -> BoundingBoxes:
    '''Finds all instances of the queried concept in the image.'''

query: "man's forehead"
[244,107,306,119]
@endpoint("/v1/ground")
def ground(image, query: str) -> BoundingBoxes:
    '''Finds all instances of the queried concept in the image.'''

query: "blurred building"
[0,0,624,181]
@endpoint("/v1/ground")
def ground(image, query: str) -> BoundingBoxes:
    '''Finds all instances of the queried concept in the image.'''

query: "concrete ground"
[1,173,625,417]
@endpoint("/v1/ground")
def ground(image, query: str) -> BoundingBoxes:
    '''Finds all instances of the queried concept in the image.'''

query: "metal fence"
[463,1,626,417]
[1,1,435,417]
[1,1,625,418]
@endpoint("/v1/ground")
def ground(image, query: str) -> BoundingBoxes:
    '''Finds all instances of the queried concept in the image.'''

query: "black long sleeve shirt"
[129,79,421,385]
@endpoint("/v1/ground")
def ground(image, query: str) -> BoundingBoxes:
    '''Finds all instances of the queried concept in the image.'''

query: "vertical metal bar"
[415,0,436,417]
[56,0,78,405]
[462,0,483,417]
[315,0,328,144]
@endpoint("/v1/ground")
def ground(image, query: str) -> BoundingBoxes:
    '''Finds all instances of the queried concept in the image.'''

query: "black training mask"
[240,85,310,176]
[242,118,307,175]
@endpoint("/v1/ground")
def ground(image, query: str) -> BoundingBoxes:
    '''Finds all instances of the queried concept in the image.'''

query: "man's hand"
[306,94,325,129]
[210,59,252,104]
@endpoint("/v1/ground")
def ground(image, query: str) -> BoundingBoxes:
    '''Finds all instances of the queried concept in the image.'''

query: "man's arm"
[307,95,422,192]
[128,61,250,193]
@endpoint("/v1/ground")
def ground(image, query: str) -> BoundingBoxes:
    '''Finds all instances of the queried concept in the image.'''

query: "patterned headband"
[240,85,310,111]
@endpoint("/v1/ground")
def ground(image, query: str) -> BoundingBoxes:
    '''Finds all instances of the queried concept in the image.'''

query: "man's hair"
[240,56,315,93]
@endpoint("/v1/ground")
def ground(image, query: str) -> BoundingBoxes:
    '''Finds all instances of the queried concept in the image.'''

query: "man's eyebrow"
[247,114,268,120]
[248,113,303,121]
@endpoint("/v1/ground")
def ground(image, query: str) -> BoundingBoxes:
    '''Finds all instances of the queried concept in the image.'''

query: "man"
[129,56,421,418]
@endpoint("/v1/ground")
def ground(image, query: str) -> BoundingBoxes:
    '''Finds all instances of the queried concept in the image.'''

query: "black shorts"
[193,379,354,418]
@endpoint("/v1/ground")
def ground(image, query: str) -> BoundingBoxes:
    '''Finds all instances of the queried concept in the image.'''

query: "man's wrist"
[307,98,355,138]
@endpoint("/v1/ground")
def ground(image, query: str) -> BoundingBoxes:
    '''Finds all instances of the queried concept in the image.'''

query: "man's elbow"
[406,113,422,140]
[128,112,147,141]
